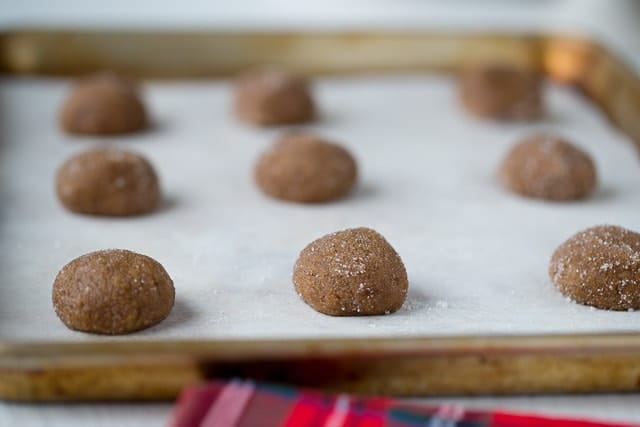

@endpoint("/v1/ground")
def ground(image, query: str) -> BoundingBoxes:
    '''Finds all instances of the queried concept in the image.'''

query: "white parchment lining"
[1,75,639,341]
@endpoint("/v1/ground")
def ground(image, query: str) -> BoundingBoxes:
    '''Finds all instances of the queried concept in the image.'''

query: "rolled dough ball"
[549,225,640,310]
[459,65,542,120]
[59,71,148,135]
[254,132,357,203]
[499,134,597,201]
[293,227,409,316]
[56,148,161,216]
[53,249,175,334]
[234,69,315,125]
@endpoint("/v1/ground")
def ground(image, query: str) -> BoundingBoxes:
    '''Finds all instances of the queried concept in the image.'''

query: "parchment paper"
[1,75,639,341]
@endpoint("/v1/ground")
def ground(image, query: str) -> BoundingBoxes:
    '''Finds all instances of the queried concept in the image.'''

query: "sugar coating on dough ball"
[53,249,175,334]
[293,227,409,316]
[499,134,596,201]
[234,69,315,125]
[56,148,161,216]
[549,225,640,311]
[59,71,148,135]
[459,65,543,120]
[254,132,357,203]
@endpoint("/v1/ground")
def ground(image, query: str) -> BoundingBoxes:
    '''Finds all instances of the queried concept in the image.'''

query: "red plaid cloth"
[169,380,639,427]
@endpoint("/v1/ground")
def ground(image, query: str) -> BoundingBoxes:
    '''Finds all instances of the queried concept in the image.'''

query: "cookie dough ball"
[499,135,597,201]
[293,227,409,316]
[459,65,543,120]
[59,71,148,135]
[53,249,175,334]
[56,148,161,216]
[255,132,357,203]
[549,225,640,310]
[234,69,315,125]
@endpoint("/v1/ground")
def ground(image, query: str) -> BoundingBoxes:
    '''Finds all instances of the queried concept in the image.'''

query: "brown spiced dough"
[59,71,148,135]
[56,148,161,216]
[499,134,597,201]
[254,132,357,203]
[549,225,640,311]
[459,65,543,120]
[293,227,409,316]
[53,249,175,334]
[234,69,315,125]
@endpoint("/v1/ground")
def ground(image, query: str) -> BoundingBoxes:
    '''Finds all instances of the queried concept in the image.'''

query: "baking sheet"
[1,74,639,341]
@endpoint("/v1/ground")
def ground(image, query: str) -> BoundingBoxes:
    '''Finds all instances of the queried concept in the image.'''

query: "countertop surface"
[3,395,640,426]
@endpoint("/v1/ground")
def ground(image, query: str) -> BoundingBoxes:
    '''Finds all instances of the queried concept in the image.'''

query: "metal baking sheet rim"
[0,30,640,400]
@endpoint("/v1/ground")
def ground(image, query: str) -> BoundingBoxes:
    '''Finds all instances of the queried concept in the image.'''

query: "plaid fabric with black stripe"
[169,380,638,427]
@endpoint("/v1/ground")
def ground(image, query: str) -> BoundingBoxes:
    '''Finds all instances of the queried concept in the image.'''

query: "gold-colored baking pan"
[1,30,639,401]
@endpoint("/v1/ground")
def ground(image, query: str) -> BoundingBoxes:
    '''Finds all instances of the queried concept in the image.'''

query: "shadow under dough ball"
[498,134,597,201]
[293,227,409,316]
[254,132,357,203]
[459,65,542,120]
[549,225,640,310]
[59,71,148,135]
[233,69,315,125]
[53,249,175,334]
[56,148,161,216]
